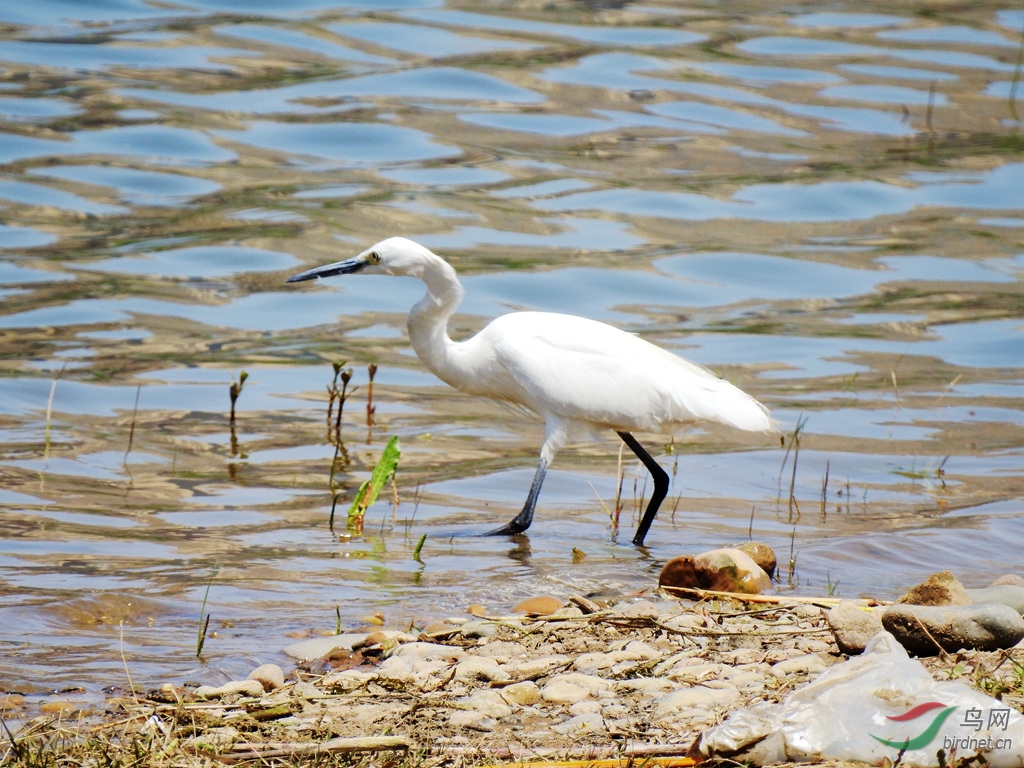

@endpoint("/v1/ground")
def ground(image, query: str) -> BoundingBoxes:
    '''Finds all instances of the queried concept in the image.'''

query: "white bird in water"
[287,237,775,546]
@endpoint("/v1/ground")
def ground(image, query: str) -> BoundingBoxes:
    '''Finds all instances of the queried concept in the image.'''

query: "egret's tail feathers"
[722,394,776,434]
[671,378,775,434]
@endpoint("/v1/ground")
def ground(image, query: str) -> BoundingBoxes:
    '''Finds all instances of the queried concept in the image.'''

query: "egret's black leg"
[618,431,669,546]
[484,457,549,536]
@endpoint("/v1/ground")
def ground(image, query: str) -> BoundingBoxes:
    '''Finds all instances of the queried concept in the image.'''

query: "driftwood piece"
[214,735,411,764]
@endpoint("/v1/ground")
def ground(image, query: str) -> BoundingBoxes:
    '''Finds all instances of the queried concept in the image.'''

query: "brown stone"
[896,570,970,606]
[736,541,777,579]
[513,596,564,615]
[659,549,771,594]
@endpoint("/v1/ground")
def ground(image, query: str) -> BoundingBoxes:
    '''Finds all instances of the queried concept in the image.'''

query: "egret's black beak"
[286,256,366,283]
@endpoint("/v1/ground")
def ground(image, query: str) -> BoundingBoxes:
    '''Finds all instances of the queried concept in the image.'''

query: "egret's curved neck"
[406,256,466,384]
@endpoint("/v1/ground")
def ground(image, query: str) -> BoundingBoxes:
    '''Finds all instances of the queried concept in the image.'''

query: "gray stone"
[282,634,364,661]
[882,602,1024,655]
[826,600,884,655]
[966,585,1024,615]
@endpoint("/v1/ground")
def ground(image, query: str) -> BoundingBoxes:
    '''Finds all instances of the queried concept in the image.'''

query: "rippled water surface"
[1,1,1022,701]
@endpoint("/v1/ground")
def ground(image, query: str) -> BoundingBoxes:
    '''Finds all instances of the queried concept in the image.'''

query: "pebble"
[770,653,828,679]
[882,602,1024,655]
[735,541,777,579]
[513,596,564,615]
[247,663,285,692]
[449,710,494,731]
[283,634,364,660]
[658,548,772,594]
[460,689,513,718]
[501,681,541,706]
[39,700,81,715]
[654,686,718,715]
[552,711,603,735]
[825,600,883,655]
[541,673,609,703]
[454,657,510,683]
[459,620,499,639]
[608,600,662,619]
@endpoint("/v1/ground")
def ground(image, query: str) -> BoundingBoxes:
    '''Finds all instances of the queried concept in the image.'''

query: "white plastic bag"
[701,631,1024,767]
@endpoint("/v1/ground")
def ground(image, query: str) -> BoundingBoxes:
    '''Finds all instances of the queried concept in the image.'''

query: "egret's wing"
[488,313,772,434]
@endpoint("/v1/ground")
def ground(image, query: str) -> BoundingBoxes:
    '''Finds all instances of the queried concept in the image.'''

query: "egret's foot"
[482,508,533,537]
[482,520,529,537]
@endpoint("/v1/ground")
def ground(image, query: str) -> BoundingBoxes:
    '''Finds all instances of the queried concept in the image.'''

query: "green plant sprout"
[347,436,401,534]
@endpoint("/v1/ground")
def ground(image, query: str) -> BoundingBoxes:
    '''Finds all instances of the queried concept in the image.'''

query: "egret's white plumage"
[287,236,775,545]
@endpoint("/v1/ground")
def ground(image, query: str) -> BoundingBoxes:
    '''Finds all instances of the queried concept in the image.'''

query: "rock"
[966,585,1024,615]
[825,600,884,655]
[569,699,602,715]
[454,656,510,683]
[359,630,416,648]
[290,681,320,699]
[609,600,661,619]
[616,678,676,695]
[391,642,462,661]
[896,570,970,606]
[736,541,777,579]
[466,604,488,618]
[39,700,81,715]
[459,689,513,718]
[514,596,564,615]
[653,687,717,715]
[882,602,1024,655]
[658,549,772,594]
[990,574,1024,588]
[283,634,364,661]
[541,673,609,704]
[449,710,494,731]
[501,681,541,706]
[195,680,264,699]
[459,620,498,639]
[421,620,456,634]
[505,655,570,679]
[552,711,603,735]
[770,653,828,679]
[247,664,285,692]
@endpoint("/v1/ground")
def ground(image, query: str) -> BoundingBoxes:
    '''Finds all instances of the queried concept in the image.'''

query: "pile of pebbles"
[173,595,840,759]
[163,567,1024,763]
[14,561,1020,766]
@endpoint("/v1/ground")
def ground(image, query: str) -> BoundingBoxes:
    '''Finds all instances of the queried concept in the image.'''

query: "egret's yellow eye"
[368,251,381,264]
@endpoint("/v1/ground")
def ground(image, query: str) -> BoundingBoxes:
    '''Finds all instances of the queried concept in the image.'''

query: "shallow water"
[0,1,1022,702]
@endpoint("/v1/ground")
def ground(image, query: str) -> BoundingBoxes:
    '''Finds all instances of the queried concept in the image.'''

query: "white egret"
[287,237,775,546]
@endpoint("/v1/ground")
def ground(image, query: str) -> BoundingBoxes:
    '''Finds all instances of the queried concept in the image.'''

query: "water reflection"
[0,0,1021,704]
